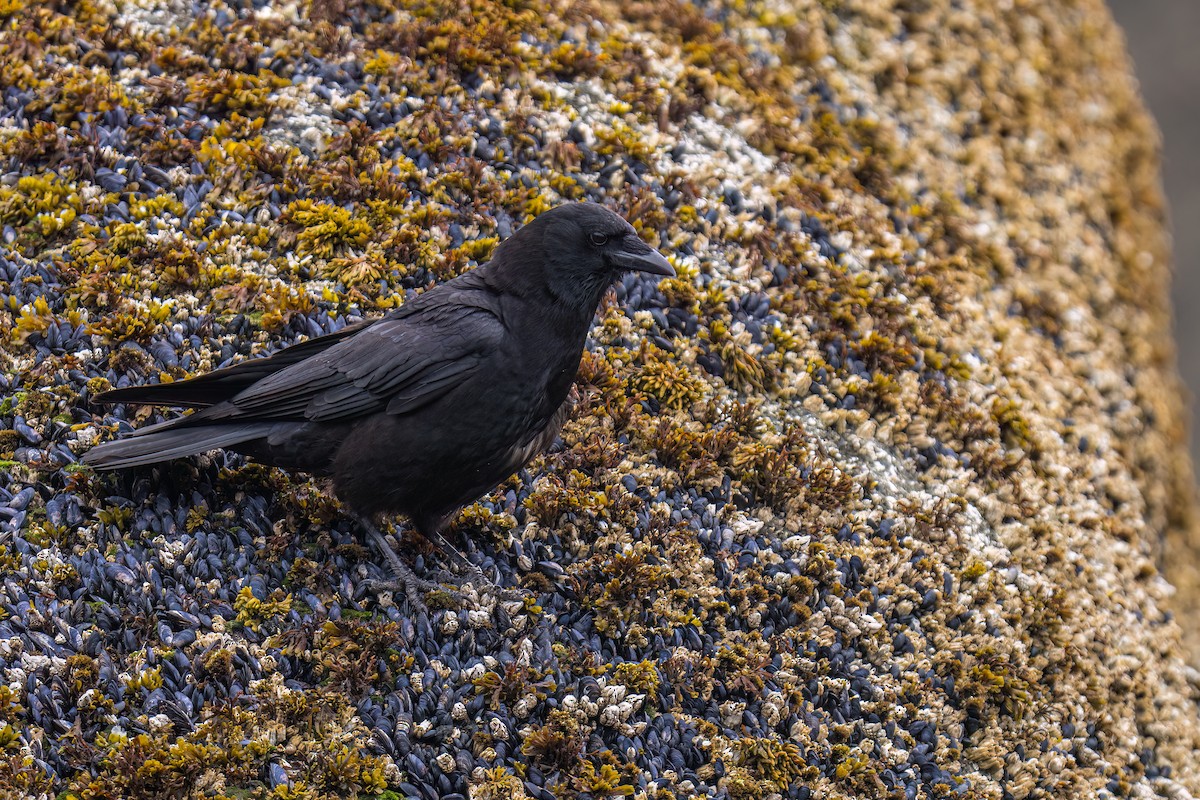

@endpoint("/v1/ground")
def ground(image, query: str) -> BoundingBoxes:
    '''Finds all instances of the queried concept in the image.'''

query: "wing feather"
[99,273,506,433]
[385,359,482,415]
[93,320,374,408]
[204,303,502,424]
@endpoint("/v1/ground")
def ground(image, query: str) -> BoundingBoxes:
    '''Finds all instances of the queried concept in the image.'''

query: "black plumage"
[84,203,673,580]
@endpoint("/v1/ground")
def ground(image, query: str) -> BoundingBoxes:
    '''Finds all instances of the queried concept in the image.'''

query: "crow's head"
[497,203,674,309]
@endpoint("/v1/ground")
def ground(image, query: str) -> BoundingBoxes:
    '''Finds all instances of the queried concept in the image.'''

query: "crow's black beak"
[611,235,675,277]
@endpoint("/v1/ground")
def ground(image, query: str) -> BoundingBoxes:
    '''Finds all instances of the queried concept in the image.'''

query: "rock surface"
[0,0,1197,798]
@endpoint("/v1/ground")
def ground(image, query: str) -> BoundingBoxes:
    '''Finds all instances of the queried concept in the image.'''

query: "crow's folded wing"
[197,302,504,425]
[94,319,375,408]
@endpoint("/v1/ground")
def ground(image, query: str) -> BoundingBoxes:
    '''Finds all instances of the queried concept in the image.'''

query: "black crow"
[84,203,674,602]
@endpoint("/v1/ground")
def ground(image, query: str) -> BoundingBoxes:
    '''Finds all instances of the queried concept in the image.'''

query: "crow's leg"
[413,513,491,588]
[357,518,463,610]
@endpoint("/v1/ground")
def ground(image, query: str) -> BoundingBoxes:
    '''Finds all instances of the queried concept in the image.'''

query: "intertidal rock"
[0,0,1197,798]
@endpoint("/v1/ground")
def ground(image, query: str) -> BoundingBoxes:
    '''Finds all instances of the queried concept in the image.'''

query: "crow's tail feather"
[82,423,274,470]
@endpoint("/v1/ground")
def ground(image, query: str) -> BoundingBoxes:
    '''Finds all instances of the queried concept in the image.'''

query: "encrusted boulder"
[0,0,1197,798]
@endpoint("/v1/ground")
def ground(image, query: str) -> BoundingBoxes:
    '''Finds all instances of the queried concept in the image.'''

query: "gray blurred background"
[1108,1,1200,474]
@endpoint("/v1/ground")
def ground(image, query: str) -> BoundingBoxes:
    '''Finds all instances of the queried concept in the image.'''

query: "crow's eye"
[588,232,609,247]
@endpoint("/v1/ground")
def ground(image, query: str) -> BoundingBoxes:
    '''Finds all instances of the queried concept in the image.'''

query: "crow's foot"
[359,575,464,613]
[431,530,527,601]
[358,518,525,606]
[359,523,463,611]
